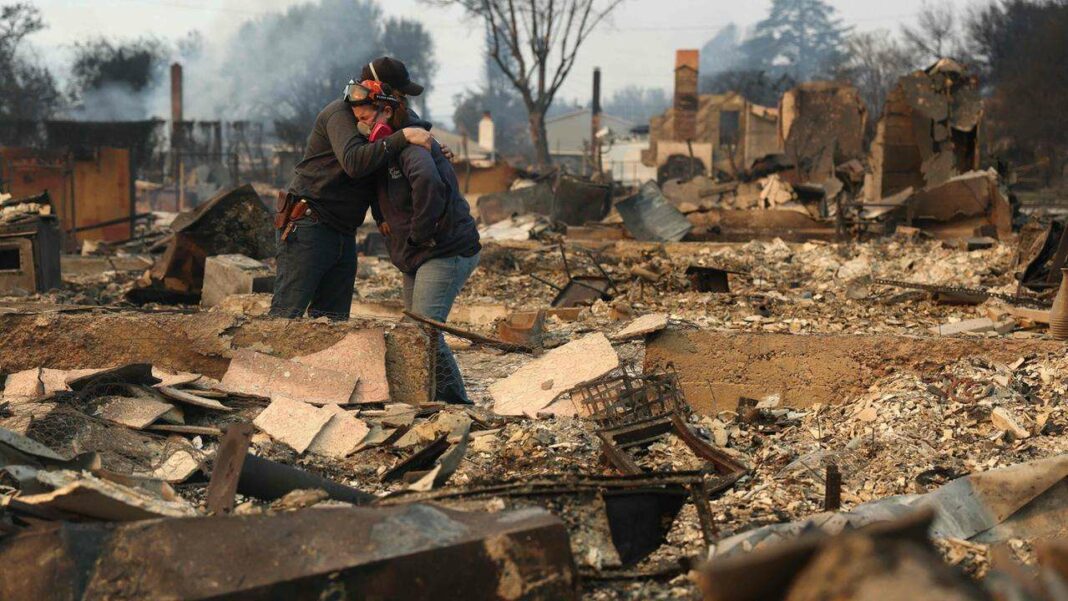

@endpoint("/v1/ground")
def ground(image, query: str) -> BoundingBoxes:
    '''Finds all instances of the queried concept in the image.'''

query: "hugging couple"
[270,56,480,406]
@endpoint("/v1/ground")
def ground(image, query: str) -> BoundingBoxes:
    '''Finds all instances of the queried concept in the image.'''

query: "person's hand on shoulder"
[402,127,433,151]
[439,143,456,161]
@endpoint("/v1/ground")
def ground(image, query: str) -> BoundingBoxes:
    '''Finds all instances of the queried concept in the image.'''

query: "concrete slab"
[96,396,175,429]
[201,254,275,308]
[156,386,232,412]
[307,405,370,459]
[253,396,333,453]
[19,470,196,521]
[150,448,201,483]
[491,333,619,417]
[295,329,388,404]
[2,368,43,402]
[222,349,358,406]
[611,313,669,341]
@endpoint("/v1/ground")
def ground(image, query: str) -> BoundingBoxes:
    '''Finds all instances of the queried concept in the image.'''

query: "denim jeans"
[403,252,481,404]
[269,220,357,320]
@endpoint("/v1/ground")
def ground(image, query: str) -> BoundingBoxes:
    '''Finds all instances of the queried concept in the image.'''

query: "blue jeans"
[403,253,481,404]
[269,220,357,320]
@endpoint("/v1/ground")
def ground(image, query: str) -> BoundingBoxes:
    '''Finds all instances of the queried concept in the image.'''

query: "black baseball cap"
[361,57,424,97]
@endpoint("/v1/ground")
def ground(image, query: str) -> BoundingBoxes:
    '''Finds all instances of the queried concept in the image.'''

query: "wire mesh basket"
[574,365,688,432]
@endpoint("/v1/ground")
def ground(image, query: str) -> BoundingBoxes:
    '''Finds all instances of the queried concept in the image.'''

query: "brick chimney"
[478,111,495,161]
[673,50,699,141]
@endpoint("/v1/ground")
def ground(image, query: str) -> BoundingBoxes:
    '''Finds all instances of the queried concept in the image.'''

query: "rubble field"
[3,231,1068,600]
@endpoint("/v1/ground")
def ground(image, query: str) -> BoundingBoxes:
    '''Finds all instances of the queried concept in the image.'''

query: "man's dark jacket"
[371,117,481,274]
[289,98,409,235]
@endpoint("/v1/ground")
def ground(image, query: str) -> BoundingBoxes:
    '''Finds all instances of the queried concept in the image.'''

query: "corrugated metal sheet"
[615,181,692,242]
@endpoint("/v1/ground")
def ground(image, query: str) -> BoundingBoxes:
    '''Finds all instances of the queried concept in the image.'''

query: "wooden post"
[205,422,254,514]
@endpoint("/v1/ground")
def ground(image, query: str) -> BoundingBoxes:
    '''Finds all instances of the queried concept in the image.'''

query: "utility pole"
[590,67,602,177]
[170,63,184,211]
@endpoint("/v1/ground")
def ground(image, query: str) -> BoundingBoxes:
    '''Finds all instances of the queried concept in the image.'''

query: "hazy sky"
[29,0,975,122]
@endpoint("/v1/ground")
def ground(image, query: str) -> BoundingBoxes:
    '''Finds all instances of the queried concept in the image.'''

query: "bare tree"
[836,31,913,124]
[431,0,624,169]
[901,1,959,65]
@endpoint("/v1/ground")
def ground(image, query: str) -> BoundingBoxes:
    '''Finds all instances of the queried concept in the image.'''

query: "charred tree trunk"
[527,106,552,170]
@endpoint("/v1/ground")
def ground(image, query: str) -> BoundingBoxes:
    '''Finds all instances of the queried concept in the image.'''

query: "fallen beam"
[403,310,535,354]
[0,504,579,600]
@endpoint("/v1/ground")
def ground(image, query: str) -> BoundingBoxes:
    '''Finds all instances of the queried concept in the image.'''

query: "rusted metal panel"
[616,181,693,242]
[0,505,579,600]
[72,147,133,242]
[0,147,134,245]
[551,275,613,308]
[496,310,546,348]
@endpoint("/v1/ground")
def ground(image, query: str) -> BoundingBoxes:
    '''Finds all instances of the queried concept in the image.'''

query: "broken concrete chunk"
[2,368,44,402]
[928,317,996,336]
[295,329,388,404]
[18,469,197,521]
[355,426,396,451]
[201,254,275,308]
[307,405,371,459]
[150,449,201,483]
[221,349,359,406]
[0,426,69,462]
[392,411,473,449]
[156,386,232,412]
[253,397,333,454]
[96,396,175,430]
[151,368,204,388]
[610,313,669,341]
[491,333,620,417]
[991,407,1030,439]
[39,368,101,395]
[373,403,419,428]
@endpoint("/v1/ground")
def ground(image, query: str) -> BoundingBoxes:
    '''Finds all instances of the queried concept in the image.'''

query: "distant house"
[644,91,780,179]
[545,108,654,184]
[429,127,494,166]
[643,50,781,181]
[426,127,519,200]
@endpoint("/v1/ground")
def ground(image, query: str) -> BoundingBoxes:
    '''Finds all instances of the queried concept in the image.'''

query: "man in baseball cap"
[361,56,424,97]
